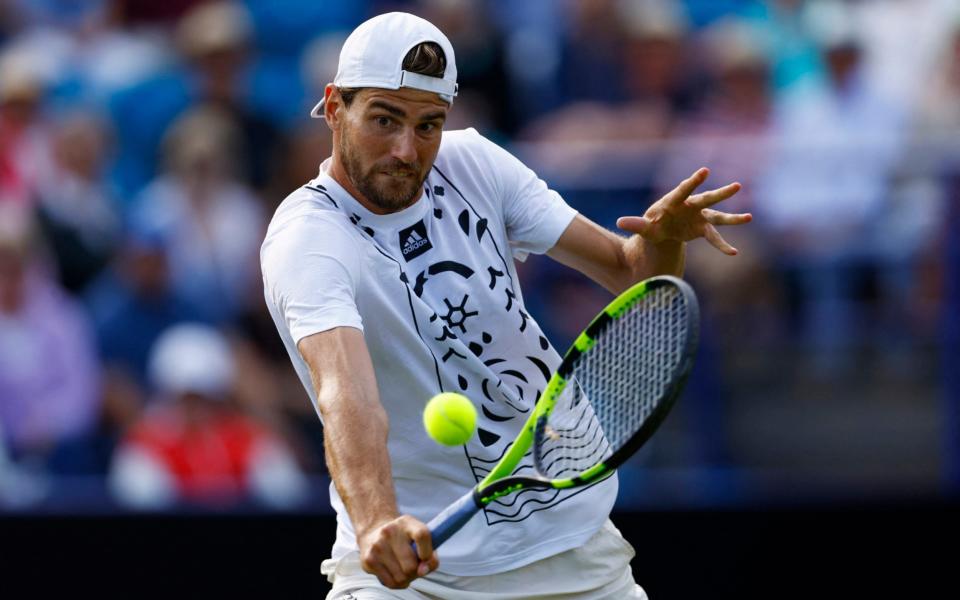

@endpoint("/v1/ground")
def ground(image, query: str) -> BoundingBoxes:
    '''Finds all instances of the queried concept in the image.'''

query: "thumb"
[616,216,652,235]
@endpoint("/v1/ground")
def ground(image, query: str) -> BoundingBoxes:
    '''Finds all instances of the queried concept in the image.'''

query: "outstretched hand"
[617,168,751,255]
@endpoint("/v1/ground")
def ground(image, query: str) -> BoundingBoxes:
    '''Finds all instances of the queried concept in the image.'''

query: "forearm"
[319,383,399,535]
[301,328,400,536]
[300,327,436,588]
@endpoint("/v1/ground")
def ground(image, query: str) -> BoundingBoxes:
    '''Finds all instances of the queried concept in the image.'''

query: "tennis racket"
[425,274,700,549]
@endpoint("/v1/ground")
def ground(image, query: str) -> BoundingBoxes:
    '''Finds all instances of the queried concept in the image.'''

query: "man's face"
[330,86,448,214]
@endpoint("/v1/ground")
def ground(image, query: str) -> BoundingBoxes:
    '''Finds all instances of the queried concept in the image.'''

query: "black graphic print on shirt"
[336,174,597,528]
[411,170,600,527]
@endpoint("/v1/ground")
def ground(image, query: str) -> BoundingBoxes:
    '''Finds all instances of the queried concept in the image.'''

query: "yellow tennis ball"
[423,392,477,446]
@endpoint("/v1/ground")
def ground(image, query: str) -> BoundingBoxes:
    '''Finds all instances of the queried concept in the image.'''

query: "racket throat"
[478,482,523,506]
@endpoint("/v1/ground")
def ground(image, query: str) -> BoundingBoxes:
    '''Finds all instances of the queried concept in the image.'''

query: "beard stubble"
[339,132,428,213]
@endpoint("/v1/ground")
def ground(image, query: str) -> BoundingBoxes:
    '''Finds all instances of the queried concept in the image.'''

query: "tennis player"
[262,12,750,599]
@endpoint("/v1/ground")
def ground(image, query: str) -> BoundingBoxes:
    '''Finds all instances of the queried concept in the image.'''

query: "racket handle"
[417,489,481,552]
[429,490,481,548]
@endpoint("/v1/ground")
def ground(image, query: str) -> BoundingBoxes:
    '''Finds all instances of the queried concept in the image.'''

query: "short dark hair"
[339,42,447,107]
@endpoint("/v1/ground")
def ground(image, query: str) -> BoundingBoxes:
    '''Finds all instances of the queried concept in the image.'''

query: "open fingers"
[687,182,742,209]
[701,208,752,226]
[615,216,652,235]
[703,224,738,255]
[663,167,709,206]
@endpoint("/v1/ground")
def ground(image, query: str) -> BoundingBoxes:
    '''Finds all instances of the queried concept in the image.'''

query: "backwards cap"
[310,12,458,118]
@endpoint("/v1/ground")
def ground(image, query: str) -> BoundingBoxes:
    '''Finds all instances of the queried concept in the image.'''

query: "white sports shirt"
[261,128,618,575]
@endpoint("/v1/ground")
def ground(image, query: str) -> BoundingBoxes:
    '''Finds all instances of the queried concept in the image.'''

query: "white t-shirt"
[261,128,617,576]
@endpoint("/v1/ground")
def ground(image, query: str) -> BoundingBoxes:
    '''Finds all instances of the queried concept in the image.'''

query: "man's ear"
[323,84,341,131]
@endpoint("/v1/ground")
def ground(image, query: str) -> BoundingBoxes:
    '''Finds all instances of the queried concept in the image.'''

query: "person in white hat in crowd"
[109,323,306,509]
[262,12,751,598]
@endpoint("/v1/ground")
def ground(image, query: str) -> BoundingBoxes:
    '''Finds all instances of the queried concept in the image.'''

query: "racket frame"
[427,275,699,547]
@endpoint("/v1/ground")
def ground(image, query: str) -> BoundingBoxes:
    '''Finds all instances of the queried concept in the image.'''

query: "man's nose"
[391,128,418,165]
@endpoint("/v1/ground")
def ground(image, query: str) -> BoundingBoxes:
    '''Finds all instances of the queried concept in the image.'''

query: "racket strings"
[535,285,687,479]
[533,403,607,474]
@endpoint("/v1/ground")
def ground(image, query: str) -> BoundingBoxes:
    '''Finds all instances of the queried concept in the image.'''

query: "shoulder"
[261,185,361,273]
[264,185,357,247]
[437,127,511,164]
[435,128,525,195]
[438,127,486,151]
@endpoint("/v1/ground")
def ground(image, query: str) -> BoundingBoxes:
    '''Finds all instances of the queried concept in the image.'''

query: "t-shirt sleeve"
[467,130,577,261]
[261,216,363,343]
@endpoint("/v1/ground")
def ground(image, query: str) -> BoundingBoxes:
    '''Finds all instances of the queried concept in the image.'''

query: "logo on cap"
[399,220,433,261]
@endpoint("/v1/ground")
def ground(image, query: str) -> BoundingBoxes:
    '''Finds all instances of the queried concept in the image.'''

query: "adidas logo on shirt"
[398,220,433,261]
[404,231,428,253]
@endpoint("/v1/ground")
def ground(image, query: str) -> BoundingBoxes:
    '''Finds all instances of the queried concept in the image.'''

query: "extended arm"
[548,168,750,294]
[298,327,437,588]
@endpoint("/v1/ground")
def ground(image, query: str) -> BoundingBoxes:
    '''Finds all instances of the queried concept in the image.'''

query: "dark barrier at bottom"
[1,502,954,599]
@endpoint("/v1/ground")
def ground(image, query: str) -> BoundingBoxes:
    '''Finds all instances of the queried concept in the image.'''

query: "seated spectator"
[86,223,204,386]
[0,52,54,207]
[0,204,102,474]
[560,0,630,103]
[84,222,207,466]
[654,18,779,347]
[755,6,910,372]
[109,323,307,509]
[757,11,906,255]
[35,111,121,293]
[516,1,689,184]
[108,1,281,195]
[129,106,266,324]
[658,17,774,215]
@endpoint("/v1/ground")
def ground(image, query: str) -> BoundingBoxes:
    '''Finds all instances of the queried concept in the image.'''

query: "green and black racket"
[426,274,700,548]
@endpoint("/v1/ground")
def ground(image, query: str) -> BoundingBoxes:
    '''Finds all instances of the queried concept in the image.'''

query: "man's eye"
[376,116,391,127]
[419,123,436,133]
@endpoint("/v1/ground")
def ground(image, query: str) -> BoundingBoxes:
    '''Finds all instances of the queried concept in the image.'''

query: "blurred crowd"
[0,0,958,510]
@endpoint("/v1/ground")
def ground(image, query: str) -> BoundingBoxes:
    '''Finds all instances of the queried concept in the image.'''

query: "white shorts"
[321,520,649,600]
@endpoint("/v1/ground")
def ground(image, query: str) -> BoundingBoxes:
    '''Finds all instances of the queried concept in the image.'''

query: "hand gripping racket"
[425,274,700,549]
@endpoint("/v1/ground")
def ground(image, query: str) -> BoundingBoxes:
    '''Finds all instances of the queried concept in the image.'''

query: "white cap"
[148,323,235,398]
[309,12,458,118]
